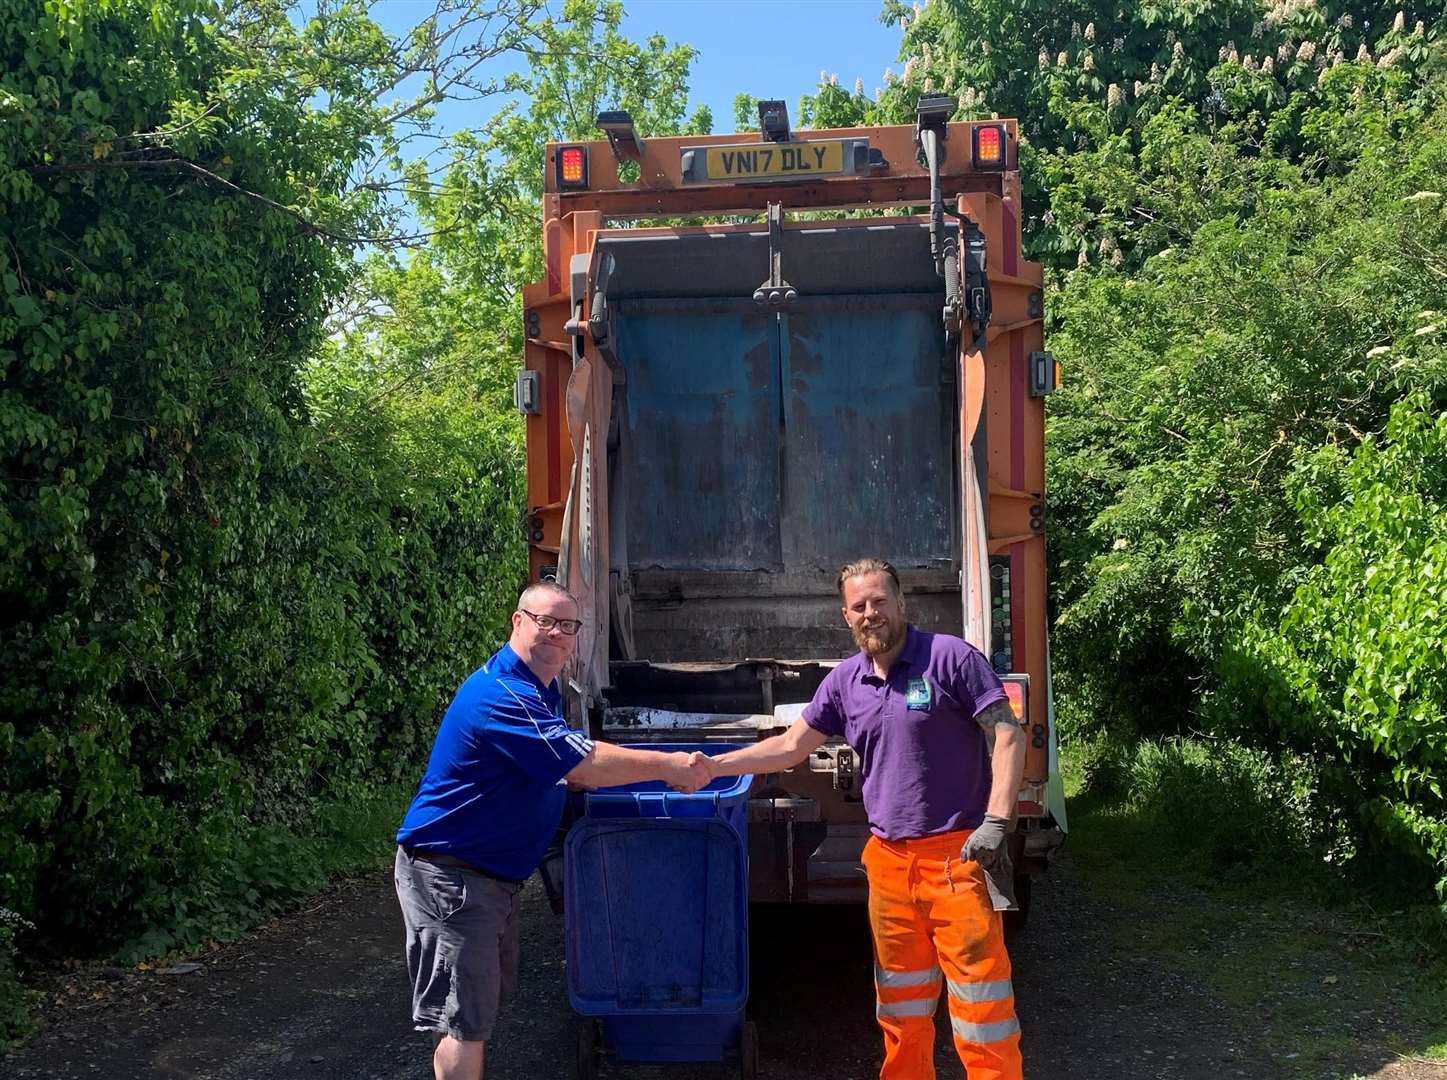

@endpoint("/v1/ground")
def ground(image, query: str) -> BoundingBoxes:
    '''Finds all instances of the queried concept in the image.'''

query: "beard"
[852,618,905,657]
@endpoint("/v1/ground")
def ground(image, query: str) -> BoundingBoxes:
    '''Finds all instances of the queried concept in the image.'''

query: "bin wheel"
[739,1020,759,1080]
[576,1018,600,1080]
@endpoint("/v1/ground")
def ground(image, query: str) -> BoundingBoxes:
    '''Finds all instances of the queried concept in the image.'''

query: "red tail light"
[556,146,588,188]
[973,124,1006,169]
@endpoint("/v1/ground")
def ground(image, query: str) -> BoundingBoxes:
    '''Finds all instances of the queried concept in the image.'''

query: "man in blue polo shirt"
[395,580,708,1080]
[701,559,1026,1080]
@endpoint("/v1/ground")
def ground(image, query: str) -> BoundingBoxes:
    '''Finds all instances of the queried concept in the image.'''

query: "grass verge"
[1059,735,1447,1080]
[0,780,413,1048]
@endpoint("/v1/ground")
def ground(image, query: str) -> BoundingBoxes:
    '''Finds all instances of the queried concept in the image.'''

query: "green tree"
[1225,392,1447,903]
[0,0,550,984]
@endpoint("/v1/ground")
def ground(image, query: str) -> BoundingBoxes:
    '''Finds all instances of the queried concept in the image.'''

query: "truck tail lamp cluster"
[1001,676,1027,723]
[556,145,589,188]
[972,123,1006,169]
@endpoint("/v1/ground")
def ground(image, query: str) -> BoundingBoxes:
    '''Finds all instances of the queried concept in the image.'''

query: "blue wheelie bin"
[565,744,756,1078]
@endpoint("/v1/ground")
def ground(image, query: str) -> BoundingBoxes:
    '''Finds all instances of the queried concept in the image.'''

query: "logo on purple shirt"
[803,626,1007,841]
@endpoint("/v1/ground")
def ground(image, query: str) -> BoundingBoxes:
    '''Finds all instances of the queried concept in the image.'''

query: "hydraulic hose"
[920,127,944,276]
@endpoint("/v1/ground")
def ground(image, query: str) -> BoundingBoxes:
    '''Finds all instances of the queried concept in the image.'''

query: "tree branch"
[25,156,449,248]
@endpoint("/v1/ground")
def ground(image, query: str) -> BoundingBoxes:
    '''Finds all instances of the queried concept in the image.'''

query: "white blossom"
[1278,42,1292,64]
[1150,62,1162,81]
[1393,11,1405,33]
[1057,50,1069,68]
[1134,79,1146,96]
[1415,21,1427,37]
[1337,13,1353,28]
[1107,83,1123,108]
[1039,47,1050,69]
[884,67,897,85]
[1243,54,1256,70]
[1084,21,1096,41]
[1172,41,1185,63]
[1083,51,1096,72]
[854,77,864,95]
[1356,43,1371,63]
[903,56,919,82]
[1262,55,1275,74]
[1296,40,1317,62]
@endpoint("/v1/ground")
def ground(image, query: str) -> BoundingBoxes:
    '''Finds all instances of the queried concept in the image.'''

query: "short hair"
[836,558,901,597]
[518,579,578,613]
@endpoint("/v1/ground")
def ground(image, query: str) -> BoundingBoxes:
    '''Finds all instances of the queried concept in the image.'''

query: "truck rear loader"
[518,98,1066,916]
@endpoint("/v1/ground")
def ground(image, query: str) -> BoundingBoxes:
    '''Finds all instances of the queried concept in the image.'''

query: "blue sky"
[369,0,906,138]
[618,0,905,131]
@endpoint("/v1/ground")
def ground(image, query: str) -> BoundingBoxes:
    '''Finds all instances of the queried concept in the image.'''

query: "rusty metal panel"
[604,222,962,662]
[616,307,783,572]
[779,305,957,572]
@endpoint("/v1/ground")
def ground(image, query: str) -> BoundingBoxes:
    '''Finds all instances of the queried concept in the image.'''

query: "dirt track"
[1,855,1440,1080]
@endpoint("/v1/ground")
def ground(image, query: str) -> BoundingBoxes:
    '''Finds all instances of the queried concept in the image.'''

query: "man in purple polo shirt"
[701,558,1026,1080]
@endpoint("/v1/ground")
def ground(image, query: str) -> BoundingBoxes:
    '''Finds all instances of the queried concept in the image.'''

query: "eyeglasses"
[519,609,583,636]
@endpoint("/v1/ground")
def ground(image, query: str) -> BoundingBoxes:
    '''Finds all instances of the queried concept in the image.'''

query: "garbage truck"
[517,98,1066,917]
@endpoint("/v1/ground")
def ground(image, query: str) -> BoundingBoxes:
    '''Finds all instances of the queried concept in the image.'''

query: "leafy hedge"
[1226,396,1447,898]
[1044,92,1447,897]
[0,0,525,974]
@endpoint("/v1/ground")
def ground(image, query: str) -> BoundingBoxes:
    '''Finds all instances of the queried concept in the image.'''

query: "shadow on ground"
[2,808,1444,1079]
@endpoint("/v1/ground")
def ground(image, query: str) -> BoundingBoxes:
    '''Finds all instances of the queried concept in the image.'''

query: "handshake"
[664,750,722,794]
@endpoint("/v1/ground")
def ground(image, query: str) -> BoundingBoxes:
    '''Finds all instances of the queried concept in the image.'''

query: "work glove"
[960,814,1018,912]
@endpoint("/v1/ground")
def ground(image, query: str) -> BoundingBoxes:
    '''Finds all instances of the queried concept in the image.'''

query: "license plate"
[703,140,846,182]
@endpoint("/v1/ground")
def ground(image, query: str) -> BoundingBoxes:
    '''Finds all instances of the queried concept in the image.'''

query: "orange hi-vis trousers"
[864,830,1022,1080]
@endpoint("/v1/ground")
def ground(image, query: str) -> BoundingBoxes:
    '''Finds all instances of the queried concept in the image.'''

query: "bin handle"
[636,791,669,818]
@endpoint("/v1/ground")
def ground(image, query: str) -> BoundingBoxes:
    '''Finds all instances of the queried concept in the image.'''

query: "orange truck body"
[519,113,1065,904]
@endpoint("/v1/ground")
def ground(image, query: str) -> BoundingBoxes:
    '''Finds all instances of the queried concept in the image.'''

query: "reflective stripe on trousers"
[865,831,1023,1080]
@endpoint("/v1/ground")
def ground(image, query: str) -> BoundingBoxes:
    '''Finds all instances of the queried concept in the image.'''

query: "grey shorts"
[394,846,524,1042]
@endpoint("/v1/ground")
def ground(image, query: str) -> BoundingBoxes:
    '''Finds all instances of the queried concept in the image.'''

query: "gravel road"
[1,857,1438,1080]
